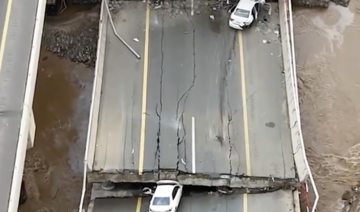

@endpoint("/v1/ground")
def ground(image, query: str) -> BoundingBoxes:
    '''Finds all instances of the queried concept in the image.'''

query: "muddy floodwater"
[19,50,93,212]
[294,1,360,212]
[18,5,96,211]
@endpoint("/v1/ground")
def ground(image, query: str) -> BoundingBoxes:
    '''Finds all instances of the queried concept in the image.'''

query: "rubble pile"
[42,21,99,67]
[108,0,123,13]
[292,0,349,7]
[330,0,350,7]
[70,0,100,4]
[292,0,330,7]
[69,0,350,8]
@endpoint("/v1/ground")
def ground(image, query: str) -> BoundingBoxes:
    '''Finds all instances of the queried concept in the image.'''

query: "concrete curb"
[279,0,308,182]
[8,0,46,211]
[79,1,108,210]
[86,0,108,176]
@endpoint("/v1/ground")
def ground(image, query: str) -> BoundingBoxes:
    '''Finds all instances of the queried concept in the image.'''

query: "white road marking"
[191,0,194,16]
[191,116,196,173]
[0,0,14,72]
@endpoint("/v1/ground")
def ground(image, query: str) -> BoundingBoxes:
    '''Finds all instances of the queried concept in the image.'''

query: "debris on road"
[256,21,271,34]
[274,29,279,37]
[209,15,215,20]
[133,38,139,42]
[109,0,123,13]
[104,0,141,59]
[263,39,270,44]
[102,181,115,191]
[154,4,162,10]
[143,187,155,195]
[217,186,234,195]
[181,158,186,165]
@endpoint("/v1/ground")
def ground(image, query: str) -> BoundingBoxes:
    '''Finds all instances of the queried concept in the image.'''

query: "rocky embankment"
[42,0,124,67]
[292,0,349,8]
[42,5,100,67]
[68,0,350,8]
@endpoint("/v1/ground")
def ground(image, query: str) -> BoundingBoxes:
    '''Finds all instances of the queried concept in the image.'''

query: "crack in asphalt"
[226,34,238,175]
[123,110,129,169]
[279,127,287,178]
[218,32,237,175]
[173,7,197,172]
[221,35,236,174]
[131,84,136,167]
[154,11,165,176]
[123,84,137,169]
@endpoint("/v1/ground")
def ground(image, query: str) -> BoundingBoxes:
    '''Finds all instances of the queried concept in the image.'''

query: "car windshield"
[234,8,250,18]
[153,197,170,206]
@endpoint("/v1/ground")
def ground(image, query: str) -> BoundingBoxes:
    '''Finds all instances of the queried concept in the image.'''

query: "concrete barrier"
[278,0,319,212]
[85,0,108,175]
[7,0,46,211]
[279,0,308,183]
[79,0,108,210]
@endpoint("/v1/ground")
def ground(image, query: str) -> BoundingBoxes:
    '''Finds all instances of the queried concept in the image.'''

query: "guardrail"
[278,0,319,212]
[7,0,46,211]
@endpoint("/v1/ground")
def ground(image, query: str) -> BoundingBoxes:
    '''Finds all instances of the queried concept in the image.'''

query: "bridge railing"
[279,0,319,212]
[79,0,108,211]
[7,0,46,211]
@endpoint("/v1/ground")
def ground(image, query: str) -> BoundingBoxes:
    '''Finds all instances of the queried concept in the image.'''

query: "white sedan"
[229,0,263,30]
[149,180,183,212]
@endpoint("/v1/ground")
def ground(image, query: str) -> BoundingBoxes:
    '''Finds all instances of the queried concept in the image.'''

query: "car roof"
[236,0,256,10]
[153,185,174,197]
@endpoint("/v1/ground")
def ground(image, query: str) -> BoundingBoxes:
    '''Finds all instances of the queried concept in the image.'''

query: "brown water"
[20,50,93,212]
[19,6,96,211]
[294,1,360,212]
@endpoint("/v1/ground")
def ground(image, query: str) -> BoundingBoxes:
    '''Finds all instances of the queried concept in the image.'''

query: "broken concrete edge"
[148,0,235,11]
[90,182,296,199]
[87,170,299,189]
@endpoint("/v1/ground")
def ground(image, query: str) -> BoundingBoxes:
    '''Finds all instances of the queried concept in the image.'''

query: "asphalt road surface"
[0,0,38,210]
[0,0,6,43]
[90,2,295,180]
[90,190,295,212]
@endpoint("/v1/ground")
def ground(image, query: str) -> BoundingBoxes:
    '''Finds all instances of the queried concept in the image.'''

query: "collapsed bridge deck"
[86,1,296,188]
